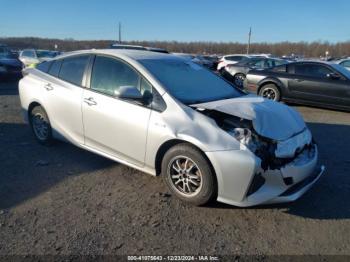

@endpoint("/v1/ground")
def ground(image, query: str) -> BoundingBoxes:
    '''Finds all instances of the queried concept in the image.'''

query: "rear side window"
[90,56,140,96]
[295,64,332,78]
[59,55,90,86]
[271,64,287,72]
[36,61,52,73]
[226,56,244,62]
[48,59,63,77]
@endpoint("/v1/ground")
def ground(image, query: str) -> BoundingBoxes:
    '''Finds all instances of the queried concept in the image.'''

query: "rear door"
[287,63,348,104]
[82,55,151,166]
[41,55,90,144]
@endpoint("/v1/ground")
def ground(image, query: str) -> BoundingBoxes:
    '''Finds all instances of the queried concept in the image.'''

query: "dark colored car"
[244,61,350,111]
[0,45,23,80]
[222,57,288,88]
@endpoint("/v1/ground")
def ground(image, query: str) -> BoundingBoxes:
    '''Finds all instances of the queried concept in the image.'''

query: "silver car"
[19,49,325,207]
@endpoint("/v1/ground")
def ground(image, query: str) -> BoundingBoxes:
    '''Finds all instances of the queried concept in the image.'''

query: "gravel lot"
[0,80,349,257]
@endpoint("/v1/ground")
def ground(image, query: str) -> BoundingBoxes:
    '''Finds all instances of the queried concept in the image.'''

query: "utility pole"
[118,22,122,43]
[247,27,251,54]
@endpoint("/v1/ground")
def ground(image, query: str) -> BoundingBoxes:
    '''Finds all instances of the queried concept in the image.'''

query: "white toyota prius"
[19,49,325,207]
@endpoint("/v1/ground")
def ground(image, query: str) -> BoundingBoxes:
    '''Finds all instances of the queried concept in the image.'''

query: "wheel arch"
[155,138,218,199]
[257,78,285,95]
[28,101,42,122]
[155,139,216,177]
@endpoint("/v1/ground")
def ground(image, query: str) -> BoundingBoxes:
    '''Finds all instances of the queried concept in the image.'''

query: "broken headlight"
[228,127,258,152]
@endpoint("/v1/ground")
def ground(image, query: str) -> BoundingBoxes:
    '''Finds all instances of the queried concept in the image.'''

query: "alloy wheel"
[167,156,203,197]
[32,113,49,141]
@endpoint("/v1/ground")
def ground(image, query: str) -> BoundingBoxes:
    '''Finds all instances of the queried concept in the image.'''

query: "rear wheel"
[233,73,246,89]
[29,106,53,145]
[259,84,281,101]
[162,144,216,206]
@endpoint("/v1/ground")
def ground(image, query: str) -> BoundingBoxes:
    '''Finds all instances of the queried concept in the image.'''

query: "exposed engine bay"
[195,108,314,171]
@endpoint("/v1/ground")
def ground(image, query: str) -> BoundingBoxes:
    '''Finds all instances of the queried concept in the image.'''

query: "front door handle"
[84,97,97,106]
[44,83,54,91]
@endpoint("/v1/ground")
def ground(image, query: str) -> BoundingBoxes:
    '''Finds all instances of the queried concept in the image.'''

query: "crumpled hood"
[191,94,306,141]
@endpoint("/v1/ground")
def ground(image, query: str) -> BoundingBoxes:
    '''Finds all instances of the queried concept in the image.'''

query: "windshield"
[0,47,16,59]
[36,50,57,58]
[332,63,350,79]
[140,58,243,104]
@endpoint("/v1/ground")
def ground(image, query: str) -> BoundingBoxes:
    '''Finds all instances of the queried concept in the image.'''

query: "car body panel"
[245,61,350,111]
[19,49,324,207]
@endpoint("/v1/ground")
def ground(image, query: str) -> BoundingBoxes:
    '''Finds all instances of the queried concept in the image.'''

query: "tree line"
[1,37,350,58]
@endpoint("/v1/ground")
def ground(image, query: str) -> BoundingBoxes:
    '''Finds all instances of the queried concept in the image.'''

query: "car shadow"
[0,79,20,95]
[207,122,350,220]
[0,122,116,210]
[1,118,349,220]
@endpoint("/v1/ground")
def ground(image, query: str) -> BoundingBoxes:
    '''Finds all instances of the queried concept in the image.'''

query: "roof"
[55,49,176,62]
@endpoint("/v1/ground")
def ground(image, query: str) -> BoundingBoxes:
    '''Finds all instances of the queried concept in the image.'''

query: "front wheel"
[162,144,216,206]
[258,84,281,101]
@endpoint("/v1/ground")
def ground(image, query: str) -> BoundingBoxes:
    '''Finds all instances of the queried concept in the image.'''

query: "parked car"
[172,53,195,60]
[0,44,23,80]
[217,54,251,71]
[19,49,324,207]
[192,55,214,69]
[222,57,288,88]
[19,49,58,66]
[335,59,350,71]
[244,61,350,111]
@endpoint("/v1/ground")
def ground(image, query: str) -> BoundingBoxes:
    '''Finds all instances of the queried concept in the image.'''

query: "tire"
[162,143,216,206]
[29,105,53,145]
[233,73,246,89]
[258,83,281,101]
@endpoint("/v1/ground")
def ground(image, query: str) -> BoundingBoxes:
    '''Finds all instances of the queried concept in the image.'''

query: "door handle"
[84,97,97,106]
[44,83,54,91]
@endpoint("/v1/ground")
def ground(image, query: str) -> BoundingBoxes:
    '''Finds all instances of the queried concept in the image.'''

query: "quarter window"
[90,56,140,96]
[48,59,63,77]
[59,55,90,86]
[36,61,52,73]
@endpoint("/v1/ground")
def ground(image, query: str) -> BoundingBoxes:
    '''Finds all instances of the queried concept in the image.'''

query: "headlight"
[228,127,258,151]
[0,66,7,73]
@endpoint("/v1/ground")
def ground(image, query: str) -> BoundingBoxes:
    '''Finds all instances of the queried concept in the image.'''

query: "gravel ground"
[0,80,349,257]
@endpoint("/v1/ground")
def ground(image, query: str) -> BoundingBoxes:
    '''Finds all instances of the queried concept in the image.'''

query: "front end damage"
[191,96,325,206]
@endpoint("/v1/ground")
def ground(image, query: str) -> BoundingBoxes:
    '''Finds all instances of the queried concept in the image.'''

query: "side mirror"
[115,86,143,101]
[327,73,341,80]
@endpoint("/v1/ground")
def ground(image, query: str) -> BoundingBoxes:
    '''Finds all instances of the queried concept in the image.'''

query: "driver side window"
[91,56,140,96]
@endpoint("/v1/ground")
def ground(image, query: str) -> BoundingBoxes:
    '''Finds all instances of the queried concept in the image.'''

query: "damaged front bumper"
[206,144,325,207]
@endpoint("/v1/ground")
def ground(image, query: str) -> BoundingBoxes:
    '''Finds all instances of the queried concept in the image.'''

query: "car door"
[82,55,151,167]
[287,63,345,104]
[41,55,90,144]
